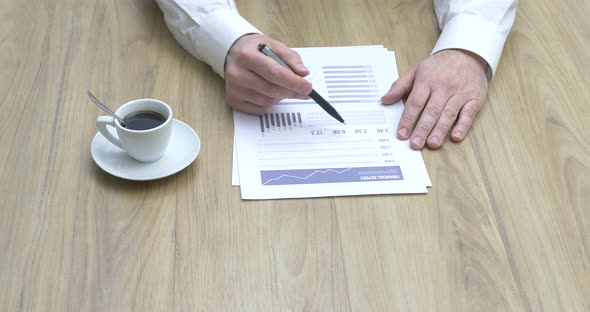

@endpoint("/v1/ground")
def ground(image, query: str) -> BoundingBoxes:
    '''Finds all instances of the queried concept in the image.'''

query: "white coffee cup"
[96,99,173,162]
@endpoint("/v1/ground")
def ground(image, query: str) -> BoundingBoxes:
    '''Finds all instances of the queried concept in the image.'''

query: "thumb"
[271,41,310,77]
[381,64,417,104]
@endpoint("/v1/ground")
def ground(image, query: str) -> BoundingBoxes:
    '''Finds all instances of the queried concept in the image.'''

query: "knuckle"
[423,105,442,119]
[461,105,478,118]
[225,67,241,82]
[431,125,450,139]
[414,124,433,134]
[441,106,459,120]
[235,46,253,62]
[299,80,312,94]
[287,51,302,63]
[232,53,246,66]
[266,66,282,81]
[399,115,417,126]
[267,85,285,98]
[407,96,426,109]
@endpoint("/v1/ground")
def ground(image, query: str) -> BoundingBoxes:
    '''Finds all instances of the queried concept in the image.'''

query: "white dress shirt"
[156,0,517,80]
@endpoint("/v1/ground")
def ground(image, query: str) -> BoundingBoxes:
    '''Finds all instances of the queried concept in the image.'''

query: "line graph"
[260,166,403,185]
[262,168,352,185]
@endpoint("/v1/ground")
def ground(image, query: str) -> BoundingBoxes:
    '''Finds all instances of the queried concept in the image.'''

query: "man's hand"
[224,34,312,115]
[381,49,489,150]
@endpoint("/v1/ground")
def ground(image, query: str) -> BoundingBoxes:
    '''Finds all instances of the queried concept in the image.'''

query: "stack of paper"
[232,46,431,199]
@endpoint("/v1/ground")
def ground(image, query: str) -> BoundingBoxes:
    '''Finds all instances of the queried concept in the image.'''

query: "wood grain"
[0,0,588,311]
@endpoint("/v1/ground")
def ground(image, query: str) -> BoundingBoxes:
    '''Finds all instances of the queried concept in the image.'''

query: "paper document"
[232,46,430,199]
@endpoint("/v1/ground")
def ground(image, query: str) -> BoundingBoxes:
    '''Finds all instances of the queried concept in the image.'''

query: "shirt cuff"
[431,14,510,81]
[195,9,261,78]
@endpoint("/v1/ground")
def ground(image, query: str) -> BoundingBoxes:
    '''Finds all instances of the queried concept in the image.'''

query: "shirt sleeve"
[432,0,518,80]
[155,0,262,78]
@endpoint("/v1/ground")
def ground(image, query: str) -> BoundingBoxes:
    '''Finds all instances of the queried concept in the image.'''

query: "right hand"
[224,34,312,115]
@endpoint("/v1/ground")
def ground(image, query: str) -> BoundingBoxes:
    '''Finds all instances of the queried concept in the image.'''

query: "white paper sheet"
[232,46,430,199]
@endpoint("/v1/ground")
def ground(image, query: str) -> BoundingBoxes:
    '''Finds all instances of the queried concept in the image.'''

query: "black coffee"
[123,110,166,130]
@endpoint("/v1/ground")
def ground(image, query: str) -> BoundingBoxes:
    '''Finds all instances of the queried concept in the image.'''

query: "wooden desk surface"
[1,0,589,311]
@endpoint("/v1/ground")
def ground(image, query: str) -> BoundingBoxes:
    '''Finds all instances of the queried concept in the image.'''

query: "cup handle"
[96,116,124,149]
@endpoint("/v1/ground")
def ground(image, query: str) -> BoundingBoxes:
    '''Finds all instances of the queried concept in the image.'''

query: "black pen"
[258,43,345,124]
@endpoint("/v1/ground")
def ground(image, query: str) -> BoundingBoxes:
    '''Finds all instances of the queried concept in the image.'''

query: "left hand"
[381,49,488,149]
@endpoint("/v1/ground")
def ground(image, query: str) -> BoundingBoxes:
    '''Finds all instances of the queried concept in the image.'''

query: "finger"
[409,91,450,149]
[451,98,483,142]
[426,95,465,149]
[227,97,268,116]
[270,40,310,77]
[396,84,430,140]
[250,50,312,95]
[226,68,304,100]
[230,86,281,108]
[381,64,417,104]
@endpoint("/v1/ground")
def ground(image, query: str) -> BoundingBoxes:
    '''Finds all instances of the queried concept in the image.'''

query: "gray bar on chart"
[329,95,378,99]
[323,65,368,69]
[327,89,374,93]
[280,113,286,127]
[287,113,292,125]
[326,80,371,84]
[329,100,378,103]
[324,75,371,79]
[292,113,297,124]
[327,84,375,89]
[278,101,315,105]
[270,114,275,127]
[264,114,270,129]
[297,112,302,123]
[259,116,264,133]
[323,70,367,74]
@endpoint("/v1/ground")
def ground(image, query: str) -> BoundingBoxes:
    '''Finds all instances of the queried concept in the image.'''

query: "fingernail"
[297,64,308,71]
[453,130,463,140]
[429,136,440,146]
[412,136,424,148]
[398,128,409,138]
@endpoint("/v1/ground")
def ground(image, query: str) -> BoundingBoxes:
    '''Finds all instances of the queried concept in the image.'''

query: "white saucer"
[91,119,200,181]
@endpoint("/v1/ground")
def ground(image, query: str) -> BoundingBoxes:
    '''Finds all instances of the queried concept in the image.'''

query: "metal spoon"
[87,90,126,127]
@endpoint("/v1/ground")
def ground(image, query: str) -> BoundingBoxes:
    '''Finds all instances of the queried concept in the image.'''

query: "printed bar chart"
[324,65,380,103]
[259,112,303,132]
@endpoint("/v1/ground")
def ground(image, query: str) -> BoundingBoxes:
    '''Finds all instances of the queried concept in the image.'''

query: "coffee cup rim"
[114,98,173,133]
